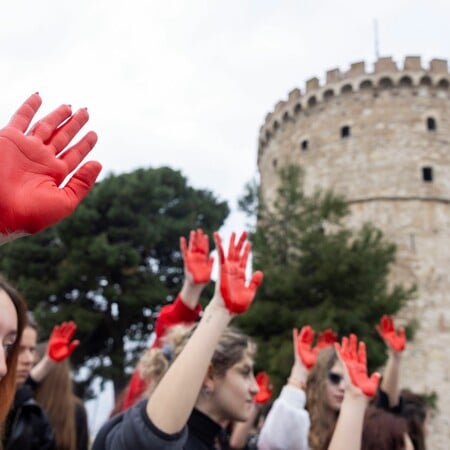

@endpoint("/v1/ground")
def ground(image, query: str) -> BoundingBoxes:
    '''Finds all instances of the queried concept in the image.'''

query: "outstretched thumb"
[64,161,102,207]
[248,271,263,291]
[68,340,80,355]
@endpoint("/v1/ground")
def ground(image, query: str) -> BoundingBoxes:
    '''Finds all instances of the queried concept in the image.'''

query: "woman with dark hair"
[0,276,28,424]
[2,314,57,450]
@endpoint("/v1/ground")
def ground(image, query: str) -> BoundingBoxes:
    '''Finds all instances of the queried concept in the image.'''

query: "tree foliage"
[0,167,229,396]
[236,165,415,392]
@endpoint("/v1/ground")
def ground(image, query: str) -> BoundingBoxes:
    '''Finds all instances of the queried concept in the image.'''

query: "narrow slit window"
[273,158,278,168]
[427,117,437,131]
[301,140,309,151]
[410,233,416,253]
[341,125,350,138]
[422,166,433,182]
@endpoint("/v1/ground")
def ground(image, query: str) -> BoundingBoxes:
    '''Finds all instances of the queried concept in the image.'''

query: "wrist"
[343,386,370,405]
[290,361,309,381]
[287,377,306,390]
[46,355,59,364]
[47,351,63,364]
[0,231,28,246]
[180,280,204,309]
[388,347,403,361]
[203,300,233,323]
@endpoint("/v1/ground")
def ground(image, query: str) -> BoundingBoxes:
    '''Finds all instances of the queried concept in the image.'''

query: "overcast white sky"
[1,0,449,238]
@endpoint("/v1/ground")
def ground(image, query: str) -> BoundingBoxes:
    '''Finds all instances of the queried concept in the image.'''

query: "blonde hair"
[138,325,256,397]
[306,346,339,450]
[139,324,194,397]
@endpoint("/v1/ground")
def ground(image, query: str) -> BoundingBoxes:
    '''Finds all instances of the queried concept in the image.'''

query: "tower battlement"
[259,56,450,155]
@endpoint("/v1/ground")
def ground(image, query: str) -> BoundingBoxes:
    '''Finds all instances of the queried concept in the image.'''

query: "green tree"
[0,167,229,396]
[236,165,415,392]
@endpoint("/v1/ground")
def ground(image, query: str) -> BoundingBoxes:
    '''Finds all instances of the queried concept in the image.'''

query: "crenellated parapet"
[258,56,450,157]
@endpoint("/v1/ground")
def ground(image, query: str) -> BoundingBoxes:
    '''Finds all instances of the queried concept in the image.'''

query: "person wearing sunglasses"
[258,325,342,450]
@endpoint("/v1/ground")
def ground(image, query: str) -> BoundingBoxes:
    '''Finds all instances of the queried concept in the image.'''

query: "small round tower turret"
[258,56,450,449]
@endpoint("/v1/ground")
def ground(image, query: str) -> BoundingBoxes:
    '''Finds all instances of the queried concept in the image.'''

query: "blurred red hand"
[315,328,338,351]
[48,321,80,362]
[376,315,406,352]
[294,326,316,369]
[334,334,380,398]
[180,228,214,284]
[214,231,263,314]
[0,93,102,239]
[253,371,272,404]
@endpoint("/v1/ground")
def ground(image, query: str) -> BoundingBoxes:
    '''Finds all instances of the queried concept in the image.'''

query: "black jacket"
[92,401,228,450]
[3,382,56,450]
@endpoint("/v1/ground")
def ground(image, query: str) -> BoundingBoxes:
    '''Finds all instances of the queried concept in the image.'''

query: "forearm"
[327,391,367,450]
[146,300,232,433]
[179,278,205,310]
[380,351,401,408]
[30,355,56,383]
[0,231,28,246]
[288,360,309,388]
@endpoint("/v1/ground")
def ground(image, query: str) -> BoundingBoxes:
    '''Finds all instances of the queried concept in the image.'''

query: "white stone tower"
[257,56,450,449]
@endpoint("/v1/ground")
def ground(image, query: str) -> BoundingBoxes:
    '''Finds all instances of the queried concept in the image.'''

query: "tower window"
[422,166,433,182]
[301,140,309,151]
[341,126,351,138]
[273,158,278,168]
[427,117,437,131]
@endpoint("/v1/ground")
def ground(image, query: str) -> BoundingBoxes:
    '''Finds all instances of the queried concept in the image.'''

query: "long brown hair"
[306,346,339,450]
[400,389,427,450]
[362,406,409,450]
[0,276,27,423]
[34,344,77,450]
[321,405,409,450]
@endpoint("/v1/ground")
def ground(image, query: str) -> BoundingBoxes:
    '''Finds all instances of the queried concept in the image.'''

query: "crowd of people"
[0,93,430,449]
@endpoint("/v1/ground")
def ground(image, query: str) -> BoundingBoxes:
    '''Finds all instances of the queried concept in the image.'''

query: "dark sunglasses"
[327,372,344,385]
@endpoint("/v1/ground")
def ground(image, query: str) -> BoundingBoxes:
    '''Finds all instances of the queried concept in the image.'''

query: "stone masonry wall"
[258,56,450,449]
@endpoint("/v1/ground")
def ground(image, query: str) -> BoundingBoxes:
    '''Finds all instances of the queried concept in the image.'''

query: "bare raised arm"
[146,231,263,434]
[376,314,406,408]
[31,321,79,383]
[328,335,380,450]
[0,93,101,245]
